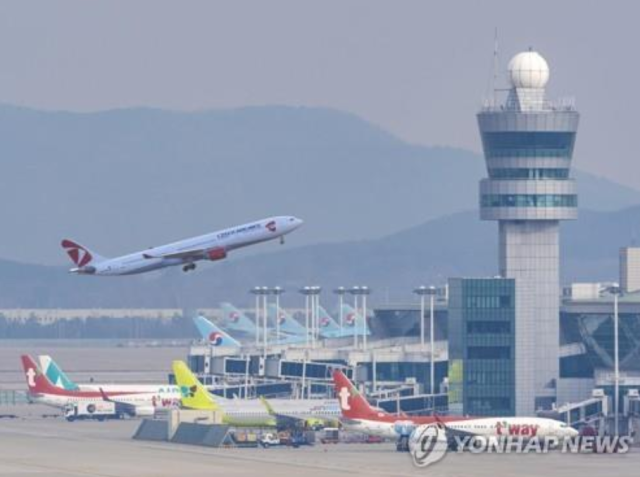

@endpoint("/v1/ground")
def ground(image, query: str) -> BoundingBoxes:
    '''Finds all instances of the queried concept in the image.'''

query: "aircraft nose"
[291,217,304,228]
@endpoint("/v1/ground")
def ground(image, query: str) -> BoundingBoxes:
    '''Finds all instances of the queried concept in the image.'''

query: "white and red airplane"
[62,215,303,275]
[21,355,180,417]
[333,370,577,440]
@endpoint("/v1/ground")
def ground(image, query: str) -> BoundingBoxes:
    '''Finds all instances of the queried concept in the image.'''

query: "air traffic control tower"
[477,50,579,415]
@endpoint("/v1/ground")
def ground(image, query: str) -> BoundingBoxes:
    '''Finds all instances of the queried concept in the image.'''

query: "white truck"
[64,401,118,422]
[258,433,281,448]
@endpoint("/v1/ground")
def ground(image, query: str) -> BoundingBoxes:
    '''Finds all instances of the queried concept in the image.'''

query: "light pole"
[259,286,270,358]
[250,286,270,357]
[271,286,285,343]
[299,286,312,348]
[413,286,428,347]
[610,283,622,436]
[427,286,437,401]
[334,287,346,335]
[308,286,322,348]
[349,286,370,350]
[360,286,370,351]
[349,286,361,348]
[250,286,263,347]
[413,285,438,401]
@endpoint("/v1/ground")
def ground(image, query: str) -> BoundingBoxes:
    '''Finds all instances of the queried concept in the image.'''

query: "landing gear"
[182,263,197,272]
[280,236,285,245]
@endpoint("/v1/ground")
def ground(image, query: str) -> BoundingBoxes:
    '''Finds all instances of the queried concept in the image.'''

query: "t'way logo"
[496,421,540,436]
[338,386,351,410]
[265,221,277,232]
[26,367,36,388]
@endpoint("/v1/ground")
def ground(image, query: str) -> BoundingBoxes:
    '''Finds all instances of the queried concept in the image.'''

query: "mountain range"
[1,104,640,309]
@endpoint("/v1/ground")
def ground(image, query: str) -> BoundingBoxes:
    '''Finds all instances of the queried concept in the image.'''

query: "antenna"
[493,27,499,106]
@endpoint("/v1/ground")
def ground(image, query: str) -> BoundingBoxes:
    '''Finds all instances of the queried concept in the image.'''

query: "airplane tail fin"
[342,304,371,335]
[333,369,384,420]
[172,360,220,411]
[219,302,255,333]
[192,315,241,347]
[38,355,80,391]
[61,239,106,268]
[21,355,59,395]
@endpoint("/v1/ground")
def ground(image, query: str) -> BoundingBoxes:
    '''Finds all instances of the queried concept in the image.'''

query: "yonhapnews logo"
[409,429,633,468]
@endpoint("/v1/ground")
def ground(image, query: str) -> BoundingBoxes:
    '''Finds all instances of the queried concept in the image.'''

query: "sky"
[0,0,638,188]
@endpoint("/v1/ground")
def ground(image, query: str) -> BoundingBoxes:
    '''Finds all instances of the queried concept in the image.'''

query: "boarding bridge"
[546,390,608,429]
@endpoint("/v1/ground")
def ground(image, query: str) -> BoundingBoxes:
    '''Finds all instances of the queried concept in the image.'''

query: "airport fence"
[0,390,29,406]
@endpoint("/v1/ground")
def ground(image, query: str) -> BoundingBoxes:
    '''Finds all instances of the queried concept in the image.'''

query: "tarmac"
[1,416,639,477]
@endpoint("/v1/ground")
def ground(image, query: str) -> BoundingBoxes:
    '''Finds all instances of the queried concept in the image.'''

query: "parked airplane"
[22,355,179,417]
[192,315,241,347]
[173,361,339,427]
[215,303,305,345]
[173,360,276,427]
[219,303,259,337]
[267,304,307,337]
[333,370,577,441]
[37,355,180,395]
[62,216,303,275]
[259,395,341,427]
[340,304,371,336]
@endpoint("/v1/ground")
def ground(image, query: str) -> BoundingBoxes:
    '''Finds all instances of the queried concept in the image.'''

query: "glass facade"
[489,168,569,180]
[448,278,516,416]
[482,131,576,158]
[560,309,640,373]
[360,361,448,394]
[481,194,577,208]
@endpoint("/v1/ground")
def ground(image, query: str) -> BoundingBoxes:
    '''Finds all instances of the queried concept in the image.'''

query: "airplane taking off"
[62,216,303,275]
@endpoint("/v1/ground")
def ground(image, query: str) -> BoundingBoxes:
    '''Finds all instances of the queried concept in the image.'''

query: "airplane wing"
[98,388,139,417]
[259,396,306,426]
[143,249,206,260]
[143,246,226,261]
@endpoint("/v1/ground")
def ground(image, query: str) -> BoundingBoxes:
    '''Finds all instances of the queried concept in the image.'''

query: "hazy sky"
[0,1,638,188]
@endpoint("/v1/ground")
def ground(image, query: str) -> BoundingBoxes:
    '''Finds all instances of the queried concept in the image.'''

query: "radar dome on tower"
[508,50,549,89]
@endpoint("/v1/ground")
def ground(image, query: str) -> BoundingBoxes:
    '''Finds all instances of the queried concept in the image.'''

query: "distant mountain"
[2,206,639,308]
[1,104,639,265]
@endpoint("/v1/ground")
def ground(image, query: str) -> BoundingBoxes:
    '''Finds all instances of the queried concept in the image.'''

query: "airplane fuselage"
[342,416,578,440]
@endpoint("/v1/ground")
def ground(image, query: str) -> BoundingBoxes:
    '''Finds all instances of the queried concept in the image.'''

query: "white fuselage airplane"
[22,355,180,417]
[62,216,303,275]
[332,370,578,441]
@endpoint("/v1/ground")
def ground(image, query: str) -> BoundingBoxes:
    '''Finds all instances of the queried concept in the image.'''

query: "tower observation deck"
[477,50,580,415]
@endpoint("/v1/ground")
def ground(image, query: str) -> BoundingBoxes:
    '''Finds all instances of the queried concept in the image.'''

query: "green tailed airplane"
[172,360,277,428]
